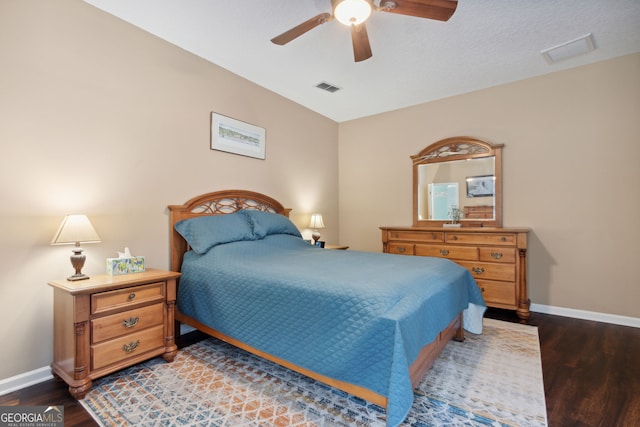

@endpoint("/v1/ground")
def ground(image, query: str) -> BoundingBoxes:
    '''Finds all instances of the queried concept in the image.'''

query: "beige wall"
[339,53,640,319]
[0,0,339,379]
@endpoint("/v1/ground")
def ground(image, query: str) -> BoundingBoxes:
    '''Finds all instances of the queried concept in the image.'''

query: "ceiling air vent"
[540,33,595,64]
[315,82,341,93]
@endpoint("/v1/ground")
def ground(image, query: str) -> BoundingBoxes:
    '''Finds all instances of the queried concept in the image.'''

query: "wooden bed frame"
[168,189,464,409]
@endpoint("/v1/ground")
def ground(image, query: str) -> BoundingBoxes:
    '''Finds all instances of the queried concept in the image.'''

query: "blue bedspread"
[178,234,485,426]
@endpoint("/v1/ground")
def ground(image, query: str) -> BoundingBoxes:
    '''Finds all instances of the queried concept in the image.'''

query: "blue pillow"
[240,210,302,239]
[174,212,255,254]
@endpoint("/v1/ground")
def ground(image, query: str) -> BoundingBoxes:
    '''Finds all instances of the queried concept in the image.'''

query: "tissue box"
[106,256,145,275]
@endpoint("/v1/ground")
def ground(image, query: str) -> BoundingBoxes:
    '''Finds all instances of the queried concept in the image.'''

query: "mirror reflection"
[417,157,495,221]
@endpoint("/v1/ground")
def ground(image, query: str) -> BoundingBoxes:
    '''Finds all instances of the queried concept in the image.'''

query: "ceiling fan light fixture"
[333,0,372,26]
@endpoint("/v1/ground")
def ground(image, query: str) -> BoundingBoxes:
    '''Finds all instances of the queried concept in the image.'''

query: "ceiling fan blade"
[378,0,457,21]
[271,13,332,45]
[351,22,372,62]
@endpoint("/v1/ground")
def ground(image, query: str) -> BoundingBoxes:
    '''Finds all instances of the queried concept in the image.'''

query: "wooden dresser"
[381,227,530,322]
[48,268,180,398]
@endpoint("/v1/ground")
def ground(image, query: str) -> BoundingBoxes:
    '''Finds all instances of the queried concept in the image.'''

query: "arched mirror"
[413,136,503,227]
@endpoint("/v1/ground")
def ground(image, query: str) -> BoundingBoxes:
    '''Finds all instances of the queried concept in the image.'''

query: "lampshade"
[308,214,325,230]
[333,0,372,26]
[51,214,101,245]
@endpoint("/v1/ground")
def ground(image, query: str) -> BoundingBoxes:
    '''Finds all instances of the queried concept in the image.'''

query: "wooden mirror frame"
[412,136,504,228]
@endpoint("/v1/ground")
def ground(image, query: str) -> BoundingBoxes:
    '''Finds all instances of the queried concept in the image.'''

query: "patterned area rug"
[81,318,547,426]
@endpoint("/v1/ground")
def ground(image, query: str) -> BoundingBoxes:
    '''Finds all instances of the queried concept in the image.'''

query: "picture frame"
[315,241,325,248]
[211,112,266,159]
[466,175,495,198]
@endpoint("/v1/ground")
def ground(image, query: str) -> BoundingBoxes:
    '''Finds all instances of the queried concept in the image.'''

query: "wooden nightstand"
[48,268,181,399]
[325,244,349,250]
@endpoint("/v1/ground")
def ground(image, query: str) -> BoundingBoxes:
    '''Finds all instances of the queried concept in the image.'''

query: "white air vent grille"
[541,33,596,64]
[315,82,341,93]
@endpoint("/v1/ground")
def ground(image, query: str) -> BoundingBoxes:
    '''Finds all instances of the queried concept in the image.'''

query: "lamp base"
[68,247,89,281]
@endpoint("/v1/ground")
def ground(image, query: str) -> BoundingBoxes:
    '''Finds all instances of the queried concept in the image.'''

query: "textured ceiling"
[83,0,640,122]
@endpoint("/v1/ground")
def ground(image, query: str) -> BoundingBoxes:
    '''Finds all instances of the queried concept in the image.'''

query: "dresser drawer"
[388,243,414,255]
[92,303,164,344]
[479,247,516,264]
[445,232,517,246]
[91,282,165,315]
[476,279,516,306]
[415,244,478,261]
[457,261,516,282]
[387,231,444,242]
[91,324,165,371]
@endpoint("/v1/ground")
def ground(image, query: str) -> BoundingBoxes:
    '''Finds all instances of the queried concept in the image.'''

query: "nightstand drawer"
[91,324,165,371]
[92,303,164,344]
[91,282,165,315]
[415,244,478,261]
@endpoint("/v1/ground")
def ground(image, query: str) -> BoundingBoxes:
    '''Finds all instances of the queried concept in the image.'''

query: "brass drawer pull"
[491,252,503,259]
[128,293,136,301]
[451,235,458,240]
[501,237,507,242]
[122,340,140,353]
[122,316,140,329]
[472,267,485,274]
[440,249,449,256]
[397,247,406,253]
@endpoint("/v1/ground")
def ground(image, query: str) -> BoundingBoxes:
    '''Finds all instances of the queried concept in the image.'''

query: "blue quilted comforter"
[178,234,485,426]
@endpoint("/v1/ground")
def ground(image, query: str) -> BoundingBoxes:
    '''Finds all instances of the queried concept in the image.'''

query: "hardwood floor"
[1,312,638,426]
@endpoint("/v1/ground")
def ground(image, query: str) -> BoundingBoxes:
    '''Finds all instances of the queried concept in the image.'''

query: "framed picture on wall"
[211,112,266,159]
[466,175,495,197]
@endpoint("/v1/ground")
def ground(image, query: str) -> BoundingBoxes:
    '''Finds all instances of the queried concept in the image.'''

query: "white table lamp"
[309,213,325,244]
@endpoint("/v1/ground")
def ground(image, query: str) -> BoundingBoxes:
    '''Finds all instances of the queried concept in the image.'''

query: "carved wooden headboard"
[167,190,291,272]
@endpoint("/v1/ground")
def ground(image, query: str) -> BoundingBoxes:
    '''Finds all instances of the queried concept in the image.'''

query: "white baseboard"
[2,305,637,396]
[530,303,640,328]
[0,366,53,397]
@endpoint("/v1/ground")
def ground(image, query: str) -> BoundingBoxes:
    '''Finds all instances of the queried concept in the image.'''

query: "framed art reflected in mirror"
[466,175,495,198]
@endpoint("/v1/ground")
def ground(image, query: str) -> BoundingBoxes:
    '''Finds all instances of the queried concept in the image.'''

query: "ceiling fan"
[270,0,458,62]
